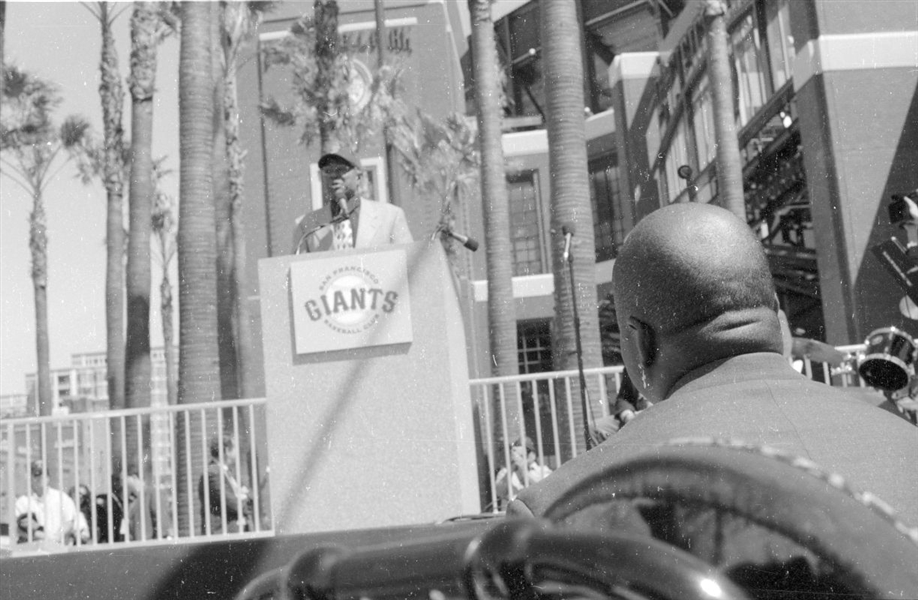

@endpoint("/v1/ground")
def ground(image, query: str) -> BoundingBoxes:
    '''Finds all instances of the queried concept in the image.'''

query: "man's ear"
[628,316,656,367]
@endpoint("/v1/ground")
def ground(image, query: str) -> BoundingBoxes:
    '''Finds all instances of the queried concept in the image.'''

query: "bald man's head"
[613,204,782,397]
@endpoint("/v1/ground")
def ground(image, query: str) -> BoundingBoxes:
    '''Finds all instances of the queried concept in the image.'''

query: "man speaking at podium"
[292,152,413,254]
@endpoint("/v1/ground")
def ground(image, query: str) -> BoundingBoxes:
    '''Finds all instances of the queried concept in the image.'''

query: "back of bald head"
[613,203,781,352]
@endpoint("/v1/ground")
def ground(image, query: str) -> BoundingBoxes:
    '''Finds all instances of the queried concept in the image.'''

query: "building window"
[508,171,545,276]
[690,74,716,169]
[502,3,545,122]
[731,12,769,127]
[589,153,624,262]
[57,374,72,398]
[517,319,555,460]
[765,0,794,90]
[518,319,553,374]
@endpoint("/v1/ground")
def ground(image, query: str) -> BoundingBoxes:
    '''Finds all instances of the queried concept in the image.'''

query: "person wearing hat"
[493,436,552,510]
[292,152,413,254]
[14,459,89,545]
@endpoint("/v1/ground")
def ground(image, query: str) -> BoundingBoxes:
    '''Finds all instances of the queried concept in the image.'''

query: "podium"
[258,241,481,534]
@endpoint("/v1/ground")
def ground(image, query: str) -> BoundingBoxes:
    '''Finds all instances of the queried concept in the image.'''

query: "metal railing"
[2,345,873,549]
[1,398,272,551]
[470,345,870,512]
[470,365,626,512]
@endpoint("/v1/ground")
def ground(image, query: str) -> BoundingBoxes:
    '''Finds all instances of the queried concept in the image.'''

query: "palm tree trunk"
[160,272,177,406]
[30,193,53,416]
[176,0,219,536]
[213,3,238,401]
[222,0,270,402]
[1,2,7,113]
[315,0,339,153]
[225,62,256,400]
[125,1,159,475]
[97,2,126,418]
[468,0,519,448]
[541,0,602,457]
[705,0,745,219]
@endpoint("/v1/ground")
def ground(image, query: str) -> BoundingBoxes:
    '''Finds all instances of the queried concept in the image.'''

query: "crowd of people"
[13,432,259,546]
[13,459,176,546]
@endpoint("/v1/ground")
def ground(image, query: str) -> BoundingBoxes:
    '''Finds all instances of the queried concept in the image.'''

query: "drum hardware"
[857,327,917,392]
[847,326,918,425]
[862,191,918,424]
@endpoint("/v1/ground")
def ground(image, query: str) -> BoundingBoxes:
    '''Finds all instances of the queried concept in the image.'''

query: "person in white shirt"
[15,459,90,545]
[494,437,553,510]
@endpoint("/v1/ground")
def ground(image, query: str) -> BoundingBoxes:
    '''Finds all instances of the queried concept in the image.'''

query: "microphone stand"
[566,247,595,451]
[294,201,357,254]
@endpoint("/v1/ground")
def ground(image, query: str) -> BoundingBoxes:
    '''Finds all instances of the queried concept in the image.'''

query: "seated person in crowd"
[509,203,918,528]
[16,459,89,545]
[292,152,413,254]
[199,434,251,534]
[494,437,552,510]
[94,473,127,543]
[592,370,651,442]
[68,483,94,537]
[124,471,173,541]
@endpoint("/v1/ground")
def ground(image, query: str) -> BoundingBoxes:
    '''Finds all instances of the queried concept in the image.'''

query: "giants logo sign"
[290,249,413,354]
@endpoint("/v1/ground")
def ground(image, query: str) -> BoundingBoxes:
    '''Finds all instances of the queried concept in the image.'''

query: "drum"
[857,327,917,391]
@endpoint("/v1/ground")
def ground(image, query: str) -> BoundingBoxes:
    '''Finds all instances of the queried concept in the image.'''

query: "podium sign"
[290,249,413,354]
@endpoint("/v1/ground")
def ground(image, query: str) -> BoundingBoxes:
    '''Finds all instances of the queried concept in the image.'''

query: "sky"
[0,0,528,397]
[1,1,180,396]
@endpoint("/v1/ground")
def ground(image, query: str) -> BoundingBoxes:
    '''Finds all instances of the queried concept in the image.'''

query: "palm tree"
[212,2,237,401]
[1,2,6,100]
[260,2,406,158]
[125,1,176,475]
[705,0,745,219]
[222,1,274,401]
[83,1,128,416]
[314,0,340,154]
[176,0,219,535]
[1,66,90,415]
[151,158,177,407]
[468,0,520,442]
[540,0,602,455]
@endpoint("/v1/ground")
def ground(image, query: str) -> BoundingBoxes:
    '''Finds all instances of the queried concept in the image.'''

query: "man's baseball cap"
[318,152,358,170]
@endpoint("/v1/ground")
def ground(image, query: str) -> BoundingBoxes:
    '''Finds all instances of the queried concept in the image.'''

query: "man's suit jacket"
[509,352,918,527]
[292,199,413,254]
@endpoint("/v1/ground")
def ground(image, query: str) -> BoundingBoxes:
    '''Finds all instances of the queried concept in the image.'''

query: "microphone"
[337,196,351,221]
[444,228,479,252]
[562,223,575,263]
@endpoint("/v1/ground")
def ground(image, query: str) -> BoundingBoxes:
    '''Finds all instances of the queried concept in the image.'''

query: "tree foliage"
[260,13,402,153]
[1,63,90,416]
[1,64,90,199]
[390,110,479,237]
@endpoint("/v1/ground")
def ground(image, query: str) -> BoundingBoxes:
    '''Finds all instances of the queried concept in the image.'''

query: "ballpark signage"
[290,249,413,354]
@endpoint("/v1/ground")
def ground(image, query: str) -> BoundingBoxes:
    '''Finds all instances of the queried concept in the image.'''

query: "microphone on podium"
[441,228,479,252]
[562,222,575,263]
